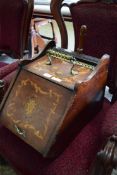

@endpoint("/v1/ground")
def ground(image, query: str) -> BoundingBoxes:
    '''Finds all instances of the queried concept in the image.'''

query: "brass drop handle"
[14,124,25,138]
[70,57,79,75]
[46,53,52,65]
[46,51,79,75]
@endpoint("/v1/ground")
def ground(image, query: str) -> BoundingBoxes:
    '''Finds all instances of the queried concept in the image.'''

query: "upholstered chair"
[51,0,117,102]
[0,0,34,101]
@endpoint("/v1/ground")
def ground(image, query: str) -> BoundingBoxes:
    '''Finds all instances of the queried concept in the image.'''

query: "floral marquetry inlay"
[24,99,37,116]
[5,78,62,141]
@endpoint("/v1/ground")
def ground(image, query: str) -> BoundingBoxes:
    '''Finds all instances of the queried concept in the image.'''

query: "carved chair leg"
[90,135,117,175]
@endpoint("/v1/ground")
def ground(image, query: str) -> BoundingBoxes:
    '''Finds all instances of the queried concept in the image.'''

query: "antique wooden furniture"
[0,0,34,59]
[31,17,55,53]
[0,40,110,157]
[90,98,117,174]
[0,88,116,175]
[90,135,117,175]
[0,0,35,102]
[34,0,71,21]
[50,0,117,103]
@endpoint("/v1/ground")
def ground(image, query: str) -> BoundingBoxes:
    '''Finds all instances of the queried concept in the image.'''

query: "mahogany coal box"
[0,41,109,157]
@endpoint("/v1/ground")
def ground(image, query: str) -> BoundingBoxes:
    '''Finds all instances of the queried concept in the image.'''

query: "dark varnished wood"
[60,54,110,133]
[19,40,56,66]
[50,0,68,48]
[0,42,110,157]
[50,0,89,49]
[23,0,34,54]
[51,0,117,103]
[77,25,87,54]
[90,135,117,175]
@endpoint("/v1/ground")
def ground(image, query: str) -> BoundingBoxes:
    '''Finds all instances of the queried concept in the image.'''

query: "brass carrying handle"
[70,57,79,75]
[46,53,52,65]
[14,124,25,138]
[77,25,87,54]
[46,52,78,75]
